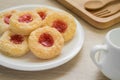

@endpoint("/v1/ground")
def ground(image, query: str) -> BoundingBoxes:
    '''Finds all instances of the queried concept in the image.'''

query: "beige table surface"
[0,0,120,80]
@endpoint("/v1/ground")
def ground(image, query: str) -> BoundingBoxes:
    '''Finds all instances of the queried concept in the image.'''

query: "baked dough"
[0,31,29,57]
[10,10,42,35]
[29,27,64,59]
[44,11,76,42]
[0,10,17,35]
[35,7,53,20]
[35,7,53,26]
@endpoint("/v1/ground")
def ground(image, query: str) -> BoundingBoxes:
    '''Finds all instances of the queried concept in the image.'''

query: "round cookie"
[44,11,76,42]
[0,10,17,35]
[35,7,53,26]
[0,31,29,57]
[10,10,42,35]
[29,27,64,59]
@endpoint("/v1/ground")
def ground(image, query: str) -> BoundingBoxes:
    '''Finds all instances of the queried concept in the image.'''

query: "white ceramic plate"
[0,5,84,71]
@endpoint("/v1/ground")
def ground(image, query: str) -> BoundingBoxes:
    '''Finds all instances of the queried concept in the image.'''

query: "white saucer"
[0,5,84,71]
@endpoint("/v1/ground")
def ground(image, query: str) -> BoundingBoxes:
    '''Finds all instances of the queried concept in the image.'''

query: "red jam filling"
[18,14,33,23]
[10,34,24,44]
[38,12,46,20]
[4,15,11,24]
[52,20,67,33]
[39,33,54,47]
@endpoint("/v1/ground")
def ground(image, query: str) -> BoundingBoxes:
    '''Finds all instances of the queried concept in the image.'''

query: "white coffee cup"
[90,28,120,80]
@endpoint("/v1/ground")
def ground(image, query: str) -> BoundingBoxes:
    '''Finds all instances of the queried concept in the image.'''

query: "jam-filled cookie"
[35,7,53,26]
[10,10,42,35]
[29,27,64,59]
[44,11,76,42]
[0,31,29,57]
[0,10,17,35]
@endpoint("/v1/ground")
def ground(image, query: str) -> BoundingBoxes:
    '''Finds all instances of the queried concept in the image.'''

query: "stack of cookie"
[0,7,76,59]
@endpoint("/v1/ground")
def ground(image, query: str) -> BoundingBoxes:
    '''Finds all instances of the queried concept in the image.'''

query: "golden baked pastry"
[0,10,16,35]
[29,27,64,59]
[35,7,52,20]
[0,31,29,57]
[44,11,76,42]
[35,7,53,26]
[9,10,42,35]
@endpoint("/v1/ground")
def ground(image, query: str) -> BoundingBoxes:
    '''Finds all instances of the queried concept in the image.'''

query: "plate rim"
[0,4,84,71]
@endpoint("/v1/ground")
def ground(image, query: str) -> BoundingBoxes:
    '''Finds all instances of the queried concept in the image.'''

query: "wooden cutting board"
[57,0,120,29]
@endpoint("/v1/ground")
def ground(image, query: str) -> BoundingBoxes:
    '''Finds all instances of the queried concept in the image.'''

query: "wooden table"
[0,0,119,80]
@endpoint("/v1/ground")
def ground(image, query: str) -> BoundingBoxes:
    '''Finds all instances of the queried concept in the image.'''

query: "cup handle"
[90,44,108,69]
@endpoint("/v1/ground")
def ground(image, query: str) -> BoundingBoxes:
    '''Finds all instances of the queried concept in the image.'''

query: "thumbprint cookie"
[29,27,64,59]
[0,10,16,35]
[10,10,42,35]
[0,31,29,57]
[35,7,52,20]
[35,7,53,26]
[44,11,76,42]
